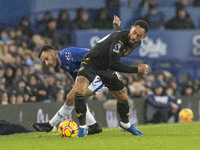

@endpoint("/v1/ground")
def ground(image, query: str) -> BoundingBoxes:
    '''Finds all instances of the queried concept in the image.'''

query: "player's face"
[40,50,59,68]
[129,25,146,44]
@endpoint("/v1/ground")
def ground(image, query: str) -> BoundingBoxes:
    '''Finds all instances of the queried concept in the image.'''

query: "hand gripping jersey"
[57,47,107,94]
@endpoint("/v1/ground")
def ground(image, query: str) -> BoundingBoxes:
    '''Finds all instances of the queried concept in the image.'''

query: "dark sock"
[117,102,129,123]
[75,94,86,125]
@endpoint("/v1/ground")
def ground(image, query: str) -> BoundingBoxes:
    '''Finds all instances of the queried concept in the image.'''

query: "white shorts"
[88,75,108,95]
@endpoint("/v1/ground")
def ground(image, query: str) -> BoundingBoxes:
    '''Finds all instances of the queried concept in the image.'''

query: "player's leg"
[80,75,108,135]
[74,65,97,137]
[32,87,76,132]
[86,75,107,135]
[32,84,102,134]
[99,70,130,126]
[48,87,76,127]
[50,81,106,128]
[85,103,102,135]
[84,88,103,135]
[32,73,103,133]
[112,87,130,126]
[112,88,143,136]
[100,70,143,136]
[73,75,90,137]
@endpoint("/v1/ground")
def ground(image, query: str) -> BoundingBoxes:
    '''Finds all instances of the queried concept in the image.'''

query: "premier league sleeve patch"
[113,43,121,53]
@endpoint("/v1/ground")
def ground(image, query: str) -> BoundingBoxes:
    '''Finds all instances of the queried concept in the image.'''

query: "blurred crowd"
[142,0,197,30]
[0,0,200,106]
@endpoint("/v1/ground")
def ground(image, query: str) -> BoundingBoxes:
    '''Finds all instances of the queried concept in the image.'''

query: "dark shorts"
[77,64,124,91]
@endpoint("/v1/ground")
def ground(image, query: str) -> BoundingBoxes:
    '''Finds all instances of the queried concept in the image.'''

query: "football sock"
[120,122,131,128]
[79,125,87,128]
[117,102,129,123]
[86,105,96,126]
[75,94,86,125]
[49,103,74,127]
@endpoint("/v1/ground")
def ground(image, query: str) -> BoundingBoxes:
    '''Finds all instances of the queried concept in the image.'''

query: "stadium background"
[0,0,200,131]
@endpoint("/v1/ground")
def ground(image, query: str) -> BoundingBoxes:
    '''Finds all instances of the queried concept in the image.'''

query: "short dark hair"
[38,46,55,58]
[134,20,149,33]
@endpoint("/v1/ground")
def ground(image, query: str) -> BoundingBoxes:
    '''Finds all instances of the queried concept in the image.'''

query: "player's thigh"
[75,65,97,95]
[74,76,90,95]
[112,87,128,103]
[77,64,97,84]
[98,70,124,91]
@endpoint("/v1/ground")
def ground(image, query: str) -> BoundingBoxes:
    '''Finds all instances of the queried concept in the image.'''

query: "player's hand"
[137,64,148,75]
[113,15,121,27]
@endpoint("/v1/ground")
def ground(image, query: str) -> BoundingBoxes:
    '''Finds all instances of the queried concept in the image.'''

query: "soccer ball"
[179,108,194,123]
[58,120,79,137]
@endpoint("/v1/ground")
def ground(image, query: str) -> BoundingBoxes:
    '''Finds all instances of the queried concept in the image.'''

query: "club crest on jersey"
[65,52,73,61]
[113,43,121,53]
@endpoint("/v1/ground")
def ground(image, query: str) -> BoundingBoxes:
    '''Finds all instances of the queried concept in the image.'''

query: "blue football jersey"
[57,47,89,80]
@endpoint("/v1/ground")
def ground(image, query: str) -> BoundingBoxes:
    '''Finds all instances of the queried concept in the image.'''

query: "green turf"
[0,122,200,150]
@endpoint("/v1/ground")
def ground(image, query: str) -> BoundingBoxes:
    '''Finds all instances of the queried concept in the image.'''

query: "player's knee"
[117,88,128,103]
[74,76,89,96]
[74,88,86,96]
[119,94,128,103]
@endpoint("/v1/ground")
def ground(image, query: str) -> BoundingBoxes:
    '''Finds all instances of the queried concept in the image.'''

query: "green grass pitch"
[0,122,200,150]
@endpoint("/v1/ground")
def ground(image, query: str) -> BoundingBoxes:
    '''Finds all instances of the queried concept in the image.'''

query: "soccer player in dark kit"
[32,16,123,135]
[75,15,149,137]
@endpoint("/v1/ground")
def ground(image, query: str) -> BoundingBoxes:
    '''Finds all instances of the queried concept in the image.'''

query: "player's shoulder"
[64,47,89,52]
[60,47,69,52]
[112,30,128,37]
[112,30,128,35]
[111,30,129,42]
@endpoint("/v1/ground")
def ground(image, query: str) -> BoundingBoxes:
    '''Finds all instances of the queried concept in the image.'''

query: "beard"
[54,64,60,72]
[53,57,60,72]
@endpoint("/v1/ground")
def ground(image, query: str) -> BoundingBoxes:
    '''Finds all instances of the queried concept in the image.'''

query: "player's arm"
[109,39,147,74]
[113,15,122,31]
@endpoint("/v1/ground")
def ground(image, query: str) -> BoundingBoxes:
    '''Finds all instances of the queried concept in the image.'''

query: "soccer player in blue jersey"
[32,46,108,135]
